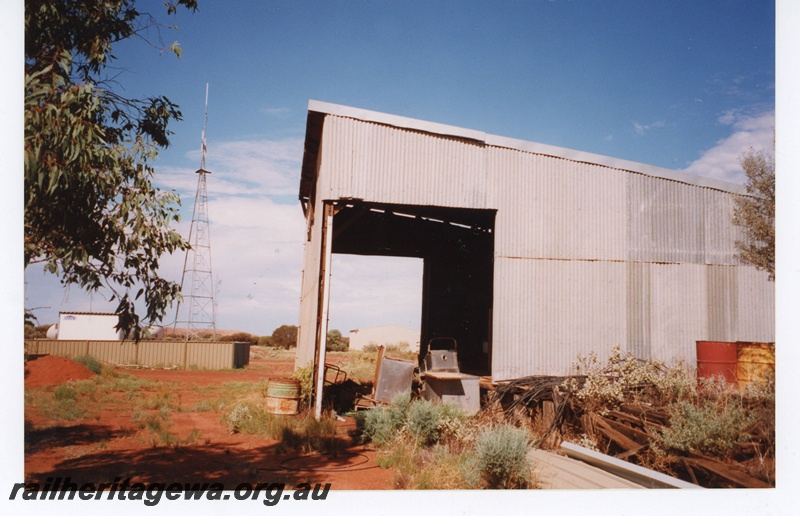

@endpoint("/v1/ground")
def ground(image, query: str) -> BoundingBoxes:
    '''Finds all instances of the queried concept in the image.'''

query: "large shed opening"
[330,200,496,376]
[328,254,423,339]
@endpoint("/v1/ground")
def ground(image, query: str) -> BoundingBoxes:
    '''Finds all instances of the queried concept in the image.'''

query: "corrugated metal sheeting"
[294,193,326,368]
[318,116,488,209]
[297,101,774,381]
[25,340,250,369]
[485,142,773,378]
[491,258,627,379]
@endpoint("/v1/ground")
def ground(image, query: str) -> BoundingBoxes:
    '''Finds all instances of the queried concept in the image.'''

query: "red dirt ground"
[25,355,94,387]
[23,355,393,490]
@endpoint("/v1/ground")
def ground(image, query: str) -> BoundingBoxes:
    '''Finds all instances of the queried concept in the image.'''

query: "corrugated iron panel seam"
[486,145,746,196]
[497,256,740,267]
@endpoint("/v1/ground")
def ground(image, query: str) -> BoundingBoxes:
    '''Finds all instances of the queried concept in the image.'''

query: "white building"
[295,101,774,381]
[348,325,421,352]
[55,312,125,341]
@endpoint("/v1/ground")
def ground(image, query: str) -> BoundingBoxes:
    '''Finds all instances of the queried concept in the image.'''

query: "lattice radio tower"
[175,84,216,340]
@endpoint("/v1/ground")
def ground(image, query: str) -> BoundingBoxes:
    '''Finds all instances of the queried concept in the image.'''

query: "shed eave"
[302,99,748,197]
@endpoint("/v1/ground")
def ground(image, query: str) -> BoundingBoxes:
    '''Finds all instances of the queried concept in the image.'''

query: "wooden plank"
[683,456,772,489]
[607,409,646,427]
[679,457,700,486]
[600,416,652,445]
[614,445,647,461]
[542,400,558,448]
[619,403,669,425]
[592,415,641,451]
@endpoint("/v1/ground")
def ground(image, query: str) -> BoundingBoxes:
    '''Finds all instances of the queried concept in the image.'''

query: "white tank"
[46,324,58,340]
[147,325,165,339]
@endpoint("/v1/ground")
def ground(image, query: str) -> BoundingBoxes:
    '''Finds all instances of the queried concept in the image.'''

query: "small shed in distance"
[349,325,421,352]
[295,100,775,382]
[55,312,125,341]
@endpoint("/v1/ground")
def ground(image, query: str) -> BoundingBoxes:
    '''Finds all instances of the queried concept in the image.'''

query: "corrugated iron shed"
[295,100,774,383]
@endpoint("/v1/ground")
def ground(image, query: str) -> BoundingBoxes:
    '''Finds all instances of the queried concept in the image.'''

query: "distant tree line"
[217,325,349,351]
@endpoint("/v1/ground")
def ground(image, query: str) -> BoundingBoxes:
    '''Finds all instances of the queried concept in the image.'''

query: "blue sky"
[19,0,778,337]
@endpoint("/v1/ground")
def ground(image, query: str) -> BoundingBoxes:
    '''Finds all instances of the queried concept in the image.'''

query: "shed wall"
[295,190,326,368]
[491,258,627,379]
[298,110,775,381]
[486,147,627,261]
[317,115,488,209]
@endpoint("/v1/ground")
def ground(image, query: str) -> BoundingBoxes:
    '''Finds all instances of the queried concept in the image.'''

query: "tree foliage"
[732,147,775,280]
[326,329,349,352]
[24,0,199,338]
[270,325,298,349]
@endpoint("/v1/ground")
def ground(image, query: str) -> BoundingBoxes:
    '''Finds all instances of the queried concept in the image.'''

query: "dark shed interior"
[330,200,496,376]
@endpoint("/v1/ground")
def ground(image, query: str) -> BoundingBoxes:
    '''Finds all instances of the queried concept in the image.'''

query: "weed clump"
[360,393,461,447]
[222,402,343,454]
[73,355,102,375]
[655,398,755,457]
[475,424,532,489]
[291,364,314,408]
[359,395,536,489]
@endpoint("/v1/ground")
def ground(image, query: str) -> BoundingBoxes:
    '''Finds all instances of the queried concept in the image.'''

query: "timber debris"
[482,374,774,489]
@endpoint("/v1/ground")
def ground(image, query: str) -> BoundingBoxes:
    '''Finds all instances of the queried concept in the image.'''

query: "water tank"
[46,324,58,340]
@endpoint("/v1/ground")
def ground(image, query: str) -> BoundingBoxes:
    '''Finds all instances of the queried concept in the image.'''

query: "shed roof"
[59,312,118,317]
[300,99,747,203]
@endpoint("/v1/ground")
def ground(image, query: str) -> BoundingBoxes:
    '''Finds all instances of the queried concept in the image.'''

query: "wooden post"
[314,203,334,420]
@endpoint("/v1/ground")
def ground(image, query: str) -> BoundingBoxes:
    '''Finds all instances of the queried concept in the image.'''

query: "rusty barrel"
[696,341,738,384]
[265,378,300,415]
[736,342,775,388]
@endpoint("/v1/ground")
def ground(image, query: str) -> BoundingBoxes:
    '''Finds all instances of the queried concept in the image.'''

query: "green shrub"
[53,384,77,401]
[291,363,314,407]
[405,399,463,446]
[361,393,411,446]
[270,325,298,349]
[223,402,276,435]
[655,399,755,457]
[73,355,102,374]
[405,399,441,446]
[378,438,480,489]
[44,390,88,421]
[475,424,532,489]
[222,403,342,454]
[326,329,349,352]
[360,394,466,448]
[257,336,271,347]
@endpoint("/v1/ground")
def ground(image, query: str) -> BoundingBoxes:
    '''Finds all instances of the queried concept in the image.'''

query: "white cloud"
[174,196,307,334]
[633,120,666,135]
[261,107,292,117]
[328,255,424,333]
[172,138,304,198]
[682,111,774,183]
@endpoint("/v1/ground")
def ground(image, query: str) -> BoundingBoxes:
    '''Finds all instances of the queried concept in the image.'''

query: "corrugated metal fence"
[25,340,250,369]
